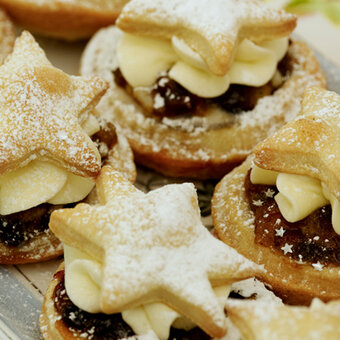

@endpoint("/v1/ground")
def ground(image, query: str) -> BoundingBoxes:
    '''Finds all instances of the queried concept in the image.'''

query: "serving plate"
[0,32,339,340]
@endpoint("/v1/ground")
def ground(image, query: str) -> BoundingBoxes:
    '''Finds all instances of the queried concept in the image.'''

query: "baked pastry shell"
[0,7,15,64]
[40,262,75,340]
[212,157,340,305]
[0,229,63,265]
[0,0,128,41]
[80,26,326,179]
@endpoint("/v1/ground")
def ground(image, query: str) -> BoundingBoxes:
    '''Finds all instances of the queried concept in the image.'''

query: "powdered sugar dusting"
[118,0,296,75]
[51,167,261,336]
[0,228,63,263]
[0,31,107,177]
[119,0,295,40]
[18,0,128,11]
[256,87,339,199]
[0,8,15,65]
[226,298,340,339]
[302,87,340,122]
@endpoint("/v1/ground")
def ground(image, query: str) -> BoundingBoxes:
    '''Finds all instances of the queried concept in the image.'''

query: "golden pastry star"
[226,298,340,340]
[117,0,296,76]
[254,87,340,201]
[50,166,261,338]
[0,31,108,177]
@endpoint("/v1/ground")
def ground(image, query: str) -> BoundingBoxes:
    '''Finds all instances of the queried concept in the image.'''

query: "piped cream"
[250,165,340,235]
[0,113,100,215]
[117,32,289,98]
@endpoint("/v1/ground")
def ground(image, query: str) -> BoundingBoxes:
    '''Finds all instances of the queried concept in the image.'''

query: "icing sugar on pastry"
[0,31,106,176]
[0,31,108,215]
[116,0,295,98]
[252,87,340,234]
[0,0,130,41]
[49,166,261,338]
[0,7,15,65]
[117,0,296,76]
[226,298,340,340]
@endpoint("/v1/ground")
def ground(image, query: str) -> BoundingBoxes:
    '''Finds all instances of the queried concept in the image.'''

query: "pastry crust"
[226,298,340,340]
[0,229,63,264]
[104,131,136,184]
[117,0,296,76]
[40,263,82,340]
[80,26,326,179]
[212,156,340,305]
[253,87,340,201]
[0,7,15,64]
[0,0,129,41]
[0,31,109,178]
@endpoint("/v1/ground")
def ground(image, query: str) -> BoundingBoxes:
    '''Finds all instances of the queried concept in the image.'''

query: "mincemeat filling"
[0,204,62,247]
[245,170,340,265]
[53,269,211,340]
[113,51,292,118]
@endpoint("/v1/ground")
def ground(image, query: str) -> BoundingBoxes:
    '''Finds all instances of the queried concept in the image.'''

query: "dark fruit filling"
[54,270,135,340]
[213,83,274,114]
[245,170,340,265]
[0,204,68,247]
[0,124,116,248]
[53,270,210,340]
[92,121,118,162]
[151,75,205,117]
[113,51,291,118]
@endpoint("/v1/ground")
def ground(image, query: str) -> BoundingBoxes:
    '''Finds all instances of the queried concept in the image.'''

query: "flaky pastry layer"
[0,0,129,40]
[40,263,82,340]
[254,87,340,201]
[0,7,15,64]
[0,31,110,178]
[0,229,63,264]
[226,298,340,340]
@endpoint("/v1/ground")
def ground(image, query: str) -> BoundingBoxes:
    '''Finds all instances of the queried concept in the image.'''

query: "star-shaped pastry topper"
[254,87,340,201]
[0,31,108,177]
[117,0,296,76]
[226,298,340,340]
[50,166,261,338]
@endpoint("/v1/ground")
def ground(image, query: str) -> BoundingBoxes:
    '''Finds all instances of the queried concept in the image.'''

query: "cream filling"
[251,165,340,234]
[64,245,231,340]
[0,114,100,215]
[117,32,288,98]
